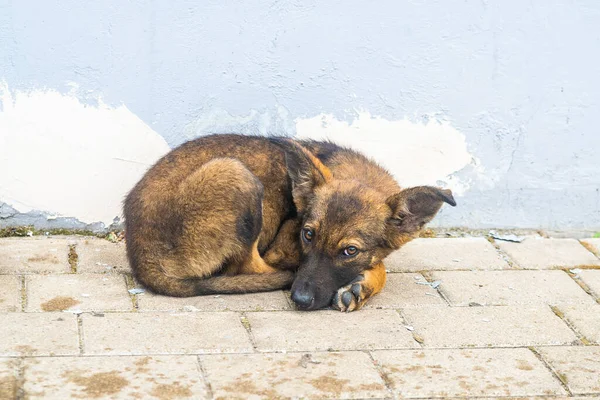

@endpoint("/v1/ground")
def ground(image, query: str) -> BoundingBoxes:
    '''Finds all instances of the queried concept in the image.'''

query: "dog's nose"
[291,289,315,310]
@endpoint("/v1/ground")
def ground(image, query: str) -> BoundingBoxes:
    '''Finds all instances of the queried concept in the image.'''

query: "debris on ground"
[128,288,145,295]
[415,279,442,289]
[183,305,200,312]
[298,354,321,368]
[488,230,524,243]
[569,268,582,279]
[404,325,414,331]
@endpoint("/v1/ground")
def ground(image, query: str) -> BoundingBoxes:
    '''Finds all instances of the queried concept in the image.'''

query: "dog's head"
[275,139,456,310]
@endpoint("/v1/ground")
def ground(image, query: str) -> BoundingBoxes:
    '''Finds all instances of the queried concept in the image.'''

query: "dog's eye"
[302,228,314,243]
[343,246,359,257]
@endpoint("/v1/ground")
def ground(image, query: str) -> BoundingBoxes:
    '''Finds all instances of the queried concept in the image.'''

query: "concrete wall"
[1,0,599,231]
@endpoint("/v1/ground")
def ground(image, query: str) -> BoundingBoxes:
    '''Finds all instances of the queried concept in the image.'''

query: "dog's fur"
[124,134,455,311]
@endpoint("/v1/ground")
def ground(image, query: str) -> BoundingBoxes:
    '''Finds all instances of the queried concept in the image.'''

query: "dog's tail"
[133,265,294,297]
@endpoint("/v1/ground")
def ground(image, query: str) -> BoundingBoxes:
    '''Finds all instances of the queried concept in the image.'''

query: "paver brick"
[0,275,21,312]
[538,346,600,395]
[430,270,596,306]
[0,358,18,400]
[82,312,252,355]
[23,355,207,399]
[402,306,577,348]
[365,273,446,309]
[0,313,79,356]
[497,238,600,269]
[372,348,565,398]
[386,238,510,272]
[26,274,132,312]
[579,269,600,298]
[246,310,417,352]
[138,290,291,312]
[76,238,130,273]
[0,238,71,274]
[201,352,388,399]
[559,304,600,343]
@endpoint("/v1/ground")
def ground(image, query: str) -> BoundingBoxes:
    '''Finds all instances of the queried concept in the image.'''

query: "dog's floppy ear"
[386,186,456,235]
[270,138,333,213]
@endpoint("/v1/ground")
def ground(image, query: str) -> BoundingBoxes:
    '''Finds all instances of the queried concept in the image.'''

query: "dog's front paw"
[332,276,371,312]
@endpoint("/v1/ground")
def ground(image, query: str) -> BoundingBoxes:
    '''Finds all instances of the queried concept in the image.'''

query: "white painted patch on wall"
[295,112,481,195]
[0,83,170,225]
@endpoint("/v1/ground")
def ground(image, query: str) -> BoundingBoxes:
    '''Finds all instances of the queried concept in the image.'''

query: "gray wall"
[1,0,599,230]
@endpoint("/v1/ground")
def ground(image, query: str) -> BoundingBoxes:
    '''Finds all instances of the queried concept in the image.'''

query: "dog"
[123,134,455,311]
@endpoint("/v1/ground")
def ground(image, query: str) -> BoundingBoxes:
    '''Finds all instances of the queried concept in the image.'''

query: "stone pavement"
[0,235,599,399]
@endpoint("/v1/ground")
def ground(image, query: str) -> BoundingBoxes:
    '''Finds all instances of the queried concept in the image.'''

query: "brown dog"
[124,134,455,311]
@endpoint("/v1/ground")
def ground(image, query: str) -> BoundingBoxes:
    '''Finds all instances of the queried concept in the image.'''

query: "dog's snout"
[291,284,315,310]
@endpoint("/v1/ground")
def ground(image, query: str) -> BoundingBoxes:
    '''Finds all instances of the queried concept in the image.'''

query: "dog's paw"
[332,276,370,312]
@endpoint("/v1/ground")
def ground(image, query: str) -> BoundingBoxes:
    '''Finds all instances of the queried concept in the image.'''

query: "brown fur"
[124,134,455,310]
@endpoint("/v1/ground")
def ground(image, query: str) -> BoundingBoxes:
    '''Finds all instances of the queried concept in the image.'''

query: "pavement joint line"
[76,313,85,355]
[366,350,396,400]
[485,237,520,269]
[394,309,424,348]
[528,346,573,397]
[123,273,139,311]
[579,239,600,259]
[549,305,592,345]
[0,272,131,276]
[563,268,600,304]
[67,243,78,273]
[195,355,215,400]
[238,312,258,351]
[2,344,600,359]
[19,275,26,312]
[282,290,295,310]
[419,270,452,306]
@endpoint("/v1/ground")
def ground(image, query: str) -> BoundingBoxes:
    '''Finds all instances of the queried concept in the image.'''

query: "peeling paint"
[0,83,170,226]
[296,112,482,195]
[183,106,295,140]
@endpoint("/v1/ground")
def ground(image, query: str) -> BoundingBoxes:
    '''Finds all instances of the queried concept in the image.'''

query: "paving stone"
[26,274,132,312]
[138,290,291,312]
[538,346,600,395]
[76,238,130,273]
[82,312,252,355]
[364,273,446,309]
[372,348,565,397]
[0,238,71,274]
[430,270,596,306]
[0,358,19,400]
[0,275,21,312]
[201,351,388,399]
[579,269,600,297]
[23,355,207,399]
[402,306,577,348]
[247,310,417,352]
[497,238,600,269]
[386,238,510,272]
[0,313,79,356]
[581,238,600,257]
[559,304,600,343]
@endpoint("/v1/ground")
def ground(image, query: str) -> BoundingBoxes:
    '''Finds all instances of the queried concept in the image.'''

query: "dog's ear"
[270,138,333,212]
[386,186,456,235]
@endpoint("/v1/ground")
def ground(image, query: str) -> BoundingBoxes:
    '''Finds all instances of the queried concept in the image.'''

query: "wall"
[1,0,599,231]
